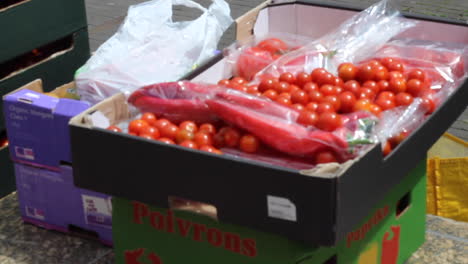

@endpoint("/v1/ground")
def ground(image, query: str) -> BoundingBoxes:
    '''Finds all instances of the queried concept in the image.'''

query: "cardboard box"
[0,28,90,131]
[0,0,87,62]
[14,162,112,245]
[3,79,89,169]
[70,1,467,246]
[0,146,15,198]
[112,160,426,264]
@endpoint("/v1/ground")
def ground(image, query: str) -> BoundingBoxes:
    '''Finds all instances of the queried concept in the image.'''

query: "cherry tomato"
[140,126,160,139]
[421,96,435,114]
[363,81,379,93]
[315,150,338,164]
[199,123,216,135]
[179,121,198,133]
[389,71,404,80]
[369,104,382,117]
[358,88,376,100]
[141,113,157,126]
[406,79,425,97]
[308,91,323,102]
[332,77,345,88]
[383,141,392,157]
[357,63,375,81]
[335,86,344,94]
[224,128,241,147]
[338,91,357,113]
[380,57,397,68]
[316,112,343,131]
[310,68,327,83]
[154,119,171,132]
[295,72,312,87]
[306,102,319,112]
[377,91,396,101]
[236,47,273,80]
[179,140,198,149]
[279,72,296,84]
[343,80,361,96]
[218,79,231,86]
[200,145,223,154]
[316,102,335,114]
[338,63,358,81]
[377,80,390,92]
[247,85,259,94]
[107,125,122,133]
[322,95,341,111]
[239,134,260,153]
[175,129,195,143]
[407,69,426,82]
[320,84,337,96]
[262,89,278,100]
[128,119,150,135]
[302,82,319,93]
[288,84,301,94]
[395,92,414,106]
[231,77,247,85]
[389,131,409,148]
[353,99,372,112]
[193,132,213,147]
[373,67,389,81]
[388,62,405,72]
[291,90,309,105]
[317,72,335,86]
[367,60,381,68]
[275,96,292,106]
[291,103,305,112]
[376,98,396,111]
[257,38,288,54]
[258,77,278,92]
[274,81,290,93]
[160,124,179,139]
[253,92,262,97]
[278,92,292,100]
[139,133,155,140]
[230,83,248,92]
[389,78,407,94]
[158,137,175,144]
[297,110,319,126]
[213,133,225,148]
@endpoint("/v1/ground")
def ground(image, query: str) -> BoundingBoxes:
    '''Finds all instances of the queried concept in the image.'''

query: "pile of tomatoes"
[107,113,262,155]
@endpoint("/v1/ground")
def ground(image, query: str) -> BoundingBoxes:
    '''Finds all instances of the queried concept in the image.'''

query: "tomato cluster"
[107,113,262,155]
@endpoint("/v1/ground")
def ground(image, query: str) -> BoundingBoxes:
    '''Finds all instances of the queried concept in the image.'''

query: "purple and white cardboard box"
[14,163,112,245]
[3,88,89,169]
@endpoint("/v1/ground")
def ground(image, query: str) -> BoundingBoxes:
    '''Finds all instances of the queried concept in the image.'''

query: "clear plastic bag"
[75,0,233,105]
[252,0,416,80]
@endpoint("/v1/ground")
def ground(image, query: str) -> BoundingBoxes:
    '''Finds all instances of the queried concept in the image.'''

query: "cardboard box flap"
[3,79,44,98]
[235,0,271,42]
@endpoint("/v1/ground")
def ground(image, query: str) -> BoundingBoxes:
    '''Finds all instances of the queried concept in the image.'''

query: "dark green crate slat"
[0,147,14,198]
[0,28,90,131]
[0,0,87,62]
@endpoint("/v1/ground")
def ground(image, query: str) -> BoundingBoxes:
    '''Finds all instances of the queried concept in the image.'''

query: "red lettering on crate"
[124,248,163,264]
[131,202,258,258]
[381,226,401,264]
[346,205,390,248]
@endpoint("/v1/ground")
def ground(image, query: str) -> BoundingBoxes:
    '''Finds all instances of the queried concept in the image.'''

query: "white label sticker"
[88,111,110,128]
[267,195,297,222]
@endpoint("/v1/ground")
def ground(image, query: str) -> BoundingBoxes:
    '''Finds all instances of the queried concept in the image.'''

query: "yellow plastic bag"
[427,133,468,222]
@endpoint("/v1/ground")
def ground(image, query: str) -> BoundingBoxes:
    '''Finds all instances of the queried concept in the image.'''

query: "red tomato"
[308,91,323,102]
[288,84,301,94]
[247,85,259,94]
[358,88,376,100]
[363,81,379,93]
[262,89,278,100]
[154,119,171,131]
[343,80,361,96]
[395,92,414,106]
[175,129,195,143]
[322,95,341,111]
[236,47,273,80]
[318,72,335,86]
[107,125,122,133]
[316,102,335,114]
[338,63,358,81]
[377,80,390,92]
[274,81,290,93]
[194,132,213,147]
[380,57,397,68]
[388,62,405,72]
[383,141,392,157]
[407,69,426,82]
[231,77,247,85]
[353,99,372,112]
[224,128,241,147]
[357,63,375,81]
[338,92,356,113]
[316,112,343,131]
[257,38,288,54]
[229,83,247,92]
[160,124,179,139]
[310,68,327,83]
[179,121,198,133]
[139,134,154,140]
[335,86,344,94]
[128,119,150,135]
[179,140,198,149]
[297,110,319,126]
[141,113,157,126]
[369,104,382,117]
[158,137,175,144]
[377,91,396,101]
[389,131,409,148]
[258,77,278,92]
[213,133,225,148]
[389,71,404,80]
[295,72,312,87]
[367,60,382,68]
[320,84,337,96]
[315,150,338,164]
[406,79,425,97]
[421,96,435,114]
[279,72,296,84]
[302,82,319,93]
[140,126,160,139]
[291,103,305,112]
[239,134,260,153]
[389,78,407,94]
[291,90,309,105]
[276,96,292,106]
[278,92,292,100]
[306,102,319,112]
[218,79,230,86]
[332,77,345,88]
[373,67,389,81]
[376,98,396,111]
[200,145,222,154]
[199,123,216,135]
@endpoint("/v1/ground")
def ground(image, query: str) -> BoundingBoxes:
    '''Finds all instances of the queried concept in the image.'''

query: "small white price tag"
[267,195,297,222]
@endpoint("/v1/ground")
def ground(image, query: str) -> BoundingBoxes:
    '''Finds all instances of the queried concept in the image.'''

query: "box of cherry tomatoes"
[69,0,468,246]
